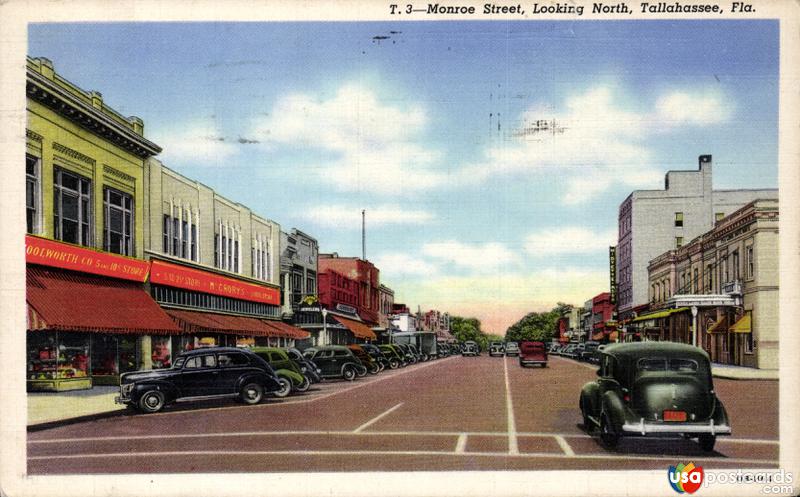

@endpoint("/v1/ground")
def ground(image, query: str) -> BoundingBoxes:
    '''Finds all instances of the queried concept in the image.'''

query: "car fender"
[580,381,600,417]
[132,381,178,404]
[340,361,364,376]
[601,390,627,431]
[712,396,731,427]
[236,372,280,393]
[275,368,305,386]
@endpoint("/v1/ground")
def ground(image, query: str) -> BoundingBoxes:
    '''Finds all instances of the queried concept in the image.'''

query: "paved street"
[28,355,779,474]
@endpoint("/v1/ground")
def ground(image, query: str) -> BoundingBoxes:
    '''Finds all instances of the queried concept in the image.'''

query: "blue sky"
[29,20,779,333]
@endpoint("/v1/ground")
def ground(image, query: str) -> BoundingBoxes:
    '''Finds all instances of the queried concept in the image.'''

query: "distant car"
[347,344,381,375]
[359,343,388,371]
[519,341,548,368]
[379,344,406,369]
[251,347,311,397]
[579,342,730,451]
[285,347,322,383]
[116,347,281,413]
[395,343,417,364]
[489,341,505,357]
[504,342,520,357]
[407,343,425,362]
[437,343,450,358]
[462,341,479,357]
[579,341,601,363]
[303,346,366,381]
[561,344,579,359]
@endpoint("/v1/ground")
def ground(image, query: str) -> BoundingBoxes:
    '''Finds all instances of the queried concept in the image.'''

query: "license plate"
[663,410,687,422]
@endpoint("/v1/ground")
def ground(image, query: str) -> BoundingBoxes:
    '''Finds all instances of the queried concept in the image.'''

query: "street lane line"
[503,356,519,455]
[353,403,403,433]
[27,450,778,466]
[554,435,575,457]
[455,434,467,454]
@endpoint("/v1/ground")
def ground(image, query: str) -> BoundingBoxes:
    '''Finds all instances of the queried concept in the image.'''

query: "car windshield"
[637,358,700,373]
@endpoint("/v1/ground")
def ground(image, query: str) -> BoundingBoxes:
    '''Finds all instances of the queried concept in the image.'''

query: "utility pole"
[362,209,366,261]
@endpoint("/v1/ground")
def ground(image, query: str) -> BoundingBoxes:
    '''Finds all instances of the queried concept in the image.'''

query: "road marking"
[353,403,404,433]
[455,434,467,454]
[503,356,519,455]
[27,450,778,466]
[554,435,575,457]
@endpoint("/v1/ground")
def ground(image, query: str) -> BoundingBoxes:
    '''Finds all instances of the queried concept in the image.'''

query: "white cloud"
[252,83,447,193]
[299,204,435,230]
[656,91,732,125]
[371,253,440,277]
[152,119,239,164]
[524,227,618,256]
[421,241,519,272]
[455,84,733,204]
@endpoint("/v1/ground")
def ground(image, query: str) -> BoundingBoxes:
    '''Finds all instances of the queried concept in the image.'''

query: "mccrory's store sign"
[149,260,280,305]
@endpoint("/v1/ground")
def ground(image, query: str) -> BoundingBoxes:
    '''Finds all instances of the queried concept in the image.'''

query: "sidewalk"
[28,386,125,428]
[712,363,778,380]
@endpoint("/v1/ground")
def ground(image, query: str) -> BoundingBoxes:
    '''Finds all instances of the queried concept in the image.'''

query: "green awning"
[631,307,690,322]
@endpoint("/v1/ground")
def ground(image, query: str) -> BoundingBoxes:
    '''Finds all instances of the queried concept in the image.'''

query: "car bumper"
[622,418,732,436]
[520,359,547,364]
[114,396,131,405]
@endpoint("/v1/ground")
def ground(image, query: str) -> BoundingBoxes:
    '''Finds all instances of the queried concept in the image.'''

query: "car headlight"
[301,367,307,372]
[316,368,322,374]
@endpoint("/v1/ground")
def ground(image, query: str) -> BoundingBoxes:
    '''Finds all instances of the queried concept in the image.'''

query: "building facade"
[25,57,179,390]
[617,155,777,319]
[591,293,616,342]
[318,254,381,326]
[641,199,778,368]
[279,229,318,318]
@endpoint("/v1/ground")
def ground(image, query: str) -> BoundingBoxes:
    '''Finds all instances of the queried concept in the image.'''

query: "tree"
[450,315,490,350]
[504,303,575,343]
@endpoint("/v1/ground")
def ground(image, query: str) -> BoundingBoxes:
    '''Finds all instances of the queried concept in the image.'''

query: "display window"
[90,335,139,376]
[27,332,90,381]
[151,336,172,369]
[235,336,254,348]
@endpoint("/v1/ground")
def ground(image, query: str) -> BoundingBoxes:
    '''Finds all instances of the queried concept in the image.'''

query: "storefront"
[26,236,180,391]
[293,300,376,347]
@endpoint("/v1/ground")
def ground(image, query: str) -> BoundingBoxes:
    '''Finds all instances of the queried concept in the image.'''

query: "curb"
[27,408,128,432]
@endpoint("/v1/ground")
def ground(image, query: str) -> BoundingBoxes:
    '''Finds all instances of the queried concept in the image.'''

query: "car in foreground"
[519,341,548,367]
[251,347,311,397]
[116,347,280,413]
[303,346,366,381]
[461,341,479,357]
[488,341,505,357]
[579,342,730,451]
[504,341,520,357]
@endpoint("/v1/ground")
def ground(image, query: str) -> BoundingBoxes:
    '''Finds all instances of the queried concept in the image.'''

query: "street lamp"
[321,308,328,346]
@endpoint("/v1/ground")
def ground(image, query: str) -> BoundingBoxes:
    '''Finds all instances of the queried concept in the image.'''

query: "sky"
[28,20,779,334]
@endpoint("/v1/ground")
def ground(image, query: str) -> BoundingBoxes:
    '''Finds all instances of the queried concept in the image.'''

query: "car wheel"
[240,382,264,404]
[369,363,380,375]
[599,413,620,449]
[295,375,311,393]
[342,366,357,381]
[389,359,399,369]
[138,390,165,414]
[273,377,292,398]
[697,434,716,452]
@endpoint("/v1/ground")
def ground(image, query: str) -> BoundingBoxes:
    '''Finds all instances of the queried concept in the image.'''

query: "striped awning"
[262,320,310,339]
[333,316,377,340]
[632,307,690,322]
[165,309,276,337]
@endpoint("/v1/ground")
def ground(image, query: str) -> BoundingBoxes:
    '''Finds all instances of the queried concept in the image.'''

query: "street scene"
[12,8,790,494]
[28,354,778,474]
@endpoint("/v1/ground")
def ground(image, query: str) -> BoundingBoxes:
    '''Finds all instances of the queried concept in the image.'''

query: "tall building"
[617,155,777,319]
[279,229,318,318]
[318,254,381,325]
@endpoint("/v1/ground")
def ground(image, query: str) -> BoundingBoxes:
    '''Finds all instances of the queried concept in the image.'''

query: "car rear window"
[218,353,249,367]
[637,358,699,373]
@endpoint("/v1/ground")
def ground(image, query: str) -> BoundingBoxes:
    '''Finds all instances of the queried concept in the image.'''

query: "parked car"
[359,343,388,371]
[303,346,366,381]
[116,347,280,413]
[579,342,730,451]
[395,343,417,364]
[579,341,601,363]
[379,344,407,369]
[436,343,450,358]
[504,342,520,357]
[488,341,505,357]
[407,343,426,362]
[285,347,322,383]
[461,341,479,357]
[251,347,310,397]
[519,341,548,367]
[347,344,381,375]
[561,343,579,359]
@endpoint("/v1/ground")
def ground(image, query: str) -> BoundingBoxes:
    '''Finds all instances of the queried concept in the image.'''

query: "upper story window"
[674,212,684,227]
[746,246,754,279]
[214,220,240,273]
[162,207,197,261]
[732,250,740,280]
[676,236,683,248]
[715,212,725,222]
[54,167,92,247]
[103,187,133,256]
[26,155,40,234]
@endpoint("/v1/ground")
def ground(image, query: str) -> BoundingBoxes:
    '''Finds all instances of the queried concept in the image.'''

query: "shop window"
[151,336,172,369]
[54,168,92,247]
[27,332,90,383]
[674,212,683,227]
[91,335,138,377]
[104,187,134,256]
[26,154,40,234]
[745,323,754,354]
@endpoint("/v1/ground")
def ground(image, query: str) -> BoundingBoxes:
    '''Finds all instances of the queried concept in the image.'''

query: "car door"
[315,349,336,376]
[595,354,622,414]
[216,352,253,394]
[179,353,221,397]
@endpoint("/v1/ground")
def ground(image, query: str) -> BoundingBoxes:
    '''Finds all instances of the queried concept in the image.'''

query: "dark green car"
[303,346,366,381]
[251,347,311,398]
[379,344,406,369]
[579,342,730,452]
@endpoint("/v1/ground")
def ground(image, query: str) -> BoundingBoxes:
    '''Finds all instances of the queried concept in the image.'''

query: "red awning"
[26,266,181,334]
[165,309,277,337]
[333,316,377,340]
[262,320,310,339]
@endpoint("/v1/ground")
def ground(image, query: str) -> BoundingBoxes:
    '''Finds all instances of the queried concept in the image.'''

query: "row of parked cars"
[549,341,602,364]
[116,342,451,414]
